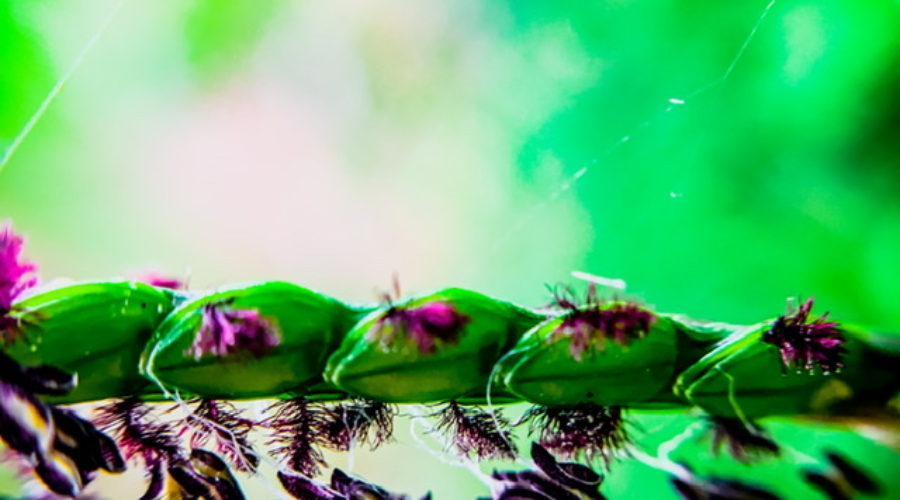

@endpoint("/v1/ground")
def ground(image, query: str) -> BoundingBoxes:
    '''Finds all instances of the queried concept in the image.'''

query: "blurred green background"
[1,0,898,498]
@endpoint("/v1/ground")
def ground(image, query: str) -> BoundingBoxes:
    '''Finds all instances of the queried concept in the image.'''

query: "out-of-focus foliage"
[0,2,54,139]
[0,0,897,498]
[184,0,287,85]
[503,0,900,331]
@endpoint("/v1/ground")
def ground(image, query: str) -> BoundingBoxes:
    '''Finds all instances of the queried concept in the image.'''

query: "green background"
[1,0,897,498]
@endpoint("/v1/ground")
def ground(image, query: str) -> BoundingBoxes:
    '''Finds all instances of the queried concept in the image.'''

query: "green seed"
[674,324,898,418]
[324,288,543,403]
[6,281,177,404]
[141,281,356,400]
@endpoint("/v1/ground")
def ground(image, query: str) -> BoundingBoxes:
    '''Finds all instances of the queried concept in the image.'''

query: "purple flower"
[51,406,126,476]
[187,302,281,359]
[278,471,345,500]
[0,379,54,461]
[31,408,126,497]
[0,225,38,341]
[518,404,628,468]
[762,298,846,374]
[168,449,246,500]
[330,467,413,499]
[373,301,470,354]
[434,401,516,460]
[278,467,427,500]
[706,416,779,463]
[488,442,606,500]
[549,286,655,361]
[33,451,83,498]
[0,351,125,498]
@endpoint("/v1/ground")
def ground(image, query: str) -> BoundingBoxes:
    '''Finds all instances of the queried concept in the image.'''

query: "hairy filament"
[319,399,396,452]
[264,398,329,477]
[180,399,259,473]
[434,401,516,461]
[518,404,628,468]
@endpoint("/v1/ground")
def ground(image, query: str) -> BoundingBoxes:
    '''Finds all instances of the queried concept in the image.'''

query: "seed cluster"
[0,224,891,500]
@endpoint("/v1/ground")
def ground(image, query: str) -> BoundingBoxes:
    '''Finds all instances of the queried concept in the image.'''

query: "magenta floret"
[188,303,280,359]
[549,286,655,361]
[0,225,38,330]
[374,301,470,354]
[0,226,37,308]
[762,298,846,374]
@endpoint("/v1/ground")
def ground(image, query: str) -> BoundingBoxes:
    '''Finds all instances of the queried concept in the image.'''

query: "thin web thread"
[480,0,778,472]
[0,0,127,173]
[465,0,778,280]
[484,361,530,469]
[629,448,691,479]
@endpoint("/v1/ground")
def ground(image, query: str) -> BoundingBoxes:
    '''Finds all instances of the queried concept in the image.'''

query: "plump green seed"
[141,281,358,400]
[324,288,544,403]
[497,315,675,406]
[6,281,177,404]
[3,278,896,419]
[675,324,898,418]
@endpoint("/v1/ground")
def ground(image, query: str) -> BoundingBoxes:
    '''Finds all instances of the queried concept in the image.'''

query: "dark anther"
[278,467,429,500]
[802,450,882,500]
[706,416,780,463]
[489,442,606,500]
[824,451,880,494]
[670,474,783,500]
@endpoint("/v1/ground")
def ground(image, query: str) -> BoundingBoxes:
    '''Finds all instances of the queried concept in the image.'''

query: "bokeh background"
[1,0,898,498]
